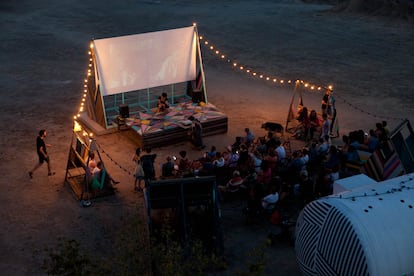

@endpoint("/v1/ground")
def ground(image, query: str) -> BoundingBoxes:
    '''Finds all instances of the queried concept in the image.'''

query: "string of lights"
[199,34,406,122]
[198,34,332,93]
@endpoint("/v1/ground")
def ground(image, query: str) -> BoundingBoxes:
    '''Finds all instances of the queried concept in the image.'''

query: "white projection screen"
[93,26,197,96]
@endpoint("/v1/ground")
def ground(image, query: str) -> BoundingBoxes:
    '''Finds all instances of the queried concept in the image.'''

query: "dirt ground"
[1,0,414,275]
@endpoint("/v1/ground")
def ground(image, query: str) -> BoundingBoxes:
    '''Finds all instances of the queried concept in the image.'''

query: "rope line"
[95,141,134,177]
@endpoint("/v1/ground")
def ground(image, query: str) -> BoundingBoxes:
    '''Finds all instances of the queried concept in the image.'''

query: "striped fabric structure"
[295,201,369,275]
[363,140,405,181]
[296,173,414,275]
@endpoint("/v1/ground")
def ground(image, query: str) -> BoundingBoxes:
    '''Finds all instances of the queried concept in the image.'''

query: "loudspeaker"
[119,104,129,118]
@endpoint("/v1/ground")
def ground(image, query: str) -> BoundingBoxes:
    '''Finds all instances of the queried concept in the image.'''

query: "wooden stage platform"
[80,100,228,149]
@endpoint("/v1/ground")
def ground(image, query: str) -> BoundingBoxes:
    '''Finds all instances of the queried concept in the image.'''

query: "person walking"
[28,129,55,178]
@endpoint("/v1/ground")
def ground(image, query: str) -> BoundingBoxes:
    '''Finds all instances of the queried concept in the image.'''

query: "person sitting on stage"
[157,92,170,113]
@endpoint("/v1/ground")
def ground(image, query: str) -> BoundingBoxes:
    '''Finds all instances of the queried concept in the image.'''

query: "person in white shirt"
[275,140,286,161]
[262,185,279,210]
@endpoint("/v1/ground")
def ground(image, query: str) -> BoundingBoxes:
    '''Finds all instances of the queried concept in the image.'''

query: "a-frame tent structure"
[79,25,227,148]
[285,81,339,139]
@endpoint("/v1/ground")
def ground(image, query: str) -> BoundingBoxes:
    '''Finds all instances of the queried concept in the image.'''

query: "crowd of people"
[82,86,392,225]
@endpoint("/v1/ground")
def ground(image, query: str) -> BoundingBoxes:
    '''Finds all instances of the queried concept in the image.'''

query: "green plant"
[42,238,103,275]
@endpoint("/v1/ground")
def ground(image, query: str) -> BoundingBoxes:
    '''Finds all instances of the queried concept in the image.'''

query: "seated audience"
[261,184,280,211]
[177,150,193,177]
[161,156,175,178]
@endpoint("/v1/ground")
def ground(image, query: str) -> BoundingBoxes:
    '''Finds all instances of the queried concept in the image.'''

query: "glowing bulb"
[252,72,257,76]
[199,36,203,40]
[318,87,322,90]
[273,79,277,82]
[73,121,82,132]
[204,41,208,45]
[266,77,270,80]
[259,75,263,78]
[193,22,197,26]
[88,51,91,55]
[246,69,250,73]
[215,50,219,54]
[89,43,94,49]
[221,55,225,59]
[304,83,309,87]
[233,63,237,67]
[328,85,333,90]
[311,86,315,90]
[288,80,292,83]
[240,66,244,70]
[280,80,284,84]
[209,46,214,50]
[84,79,88,83]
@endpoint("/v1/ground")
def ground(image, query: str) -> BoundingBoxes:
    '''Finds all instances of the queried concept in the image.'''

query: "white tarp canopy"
[93,26,197,96]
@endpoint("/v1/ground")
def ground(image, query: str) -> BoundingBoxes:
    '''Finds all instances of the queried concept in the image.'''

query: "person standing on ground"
[29,129,55,178]
[133,147,144,191]
[321,89,330,116]
[140,148,157,183]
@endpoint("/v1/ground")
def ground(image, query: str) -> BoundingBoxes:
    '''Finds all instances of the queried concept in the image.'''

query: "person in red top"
[218,170,244,201]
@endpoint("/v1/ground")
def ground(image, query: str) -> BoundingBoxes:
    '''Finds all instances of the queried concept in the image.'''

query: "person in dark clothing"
[161,156,175,178]
[140,148,157,181]
[190,117,205,150]
[29,129,55,178]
